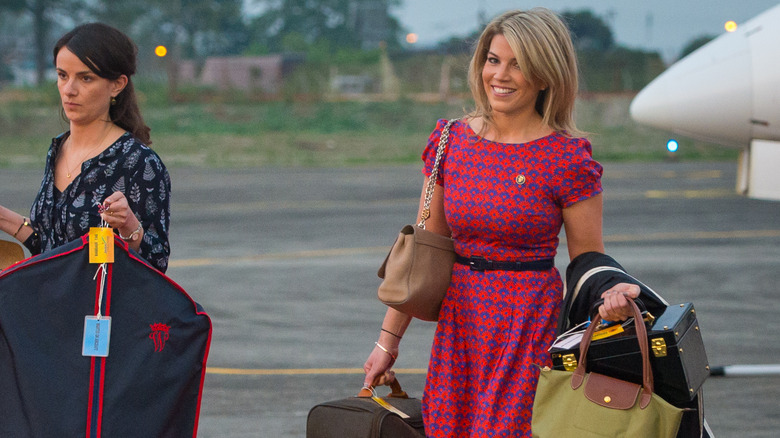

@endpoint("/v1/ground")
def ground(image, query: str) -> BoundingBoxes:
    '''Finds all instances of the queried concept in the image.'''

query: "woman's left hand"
[100,192,139,237]
[598,282,641,322]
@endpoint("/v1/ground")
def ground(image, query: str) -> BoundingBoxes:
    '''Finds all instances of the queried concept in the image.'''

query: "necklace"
[63,126,113,179]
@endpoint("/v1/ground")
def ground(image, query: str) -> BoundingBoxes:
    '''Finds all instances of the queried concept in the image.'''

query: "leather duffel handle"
[572,298,654,409]
[358,373,409,399]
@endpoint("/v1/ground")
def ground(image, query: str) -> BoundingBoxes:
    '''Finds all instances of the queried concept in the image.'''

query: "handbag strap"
[418,119,456,229]
[571,299,654,409]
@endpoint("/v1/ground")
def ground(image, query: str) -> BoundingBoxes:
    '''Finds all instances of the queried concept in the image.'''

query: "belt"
[455,255,554,272]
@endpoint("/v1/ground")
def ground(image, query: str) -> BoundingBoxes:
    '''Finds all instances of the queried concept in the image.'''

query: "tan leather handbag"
[376,120,456,321]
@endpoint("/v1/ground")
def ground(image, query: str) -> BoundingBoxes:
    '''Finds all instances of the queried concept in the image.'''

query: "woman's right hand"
[363,342,398,388]
[364,302,411,388]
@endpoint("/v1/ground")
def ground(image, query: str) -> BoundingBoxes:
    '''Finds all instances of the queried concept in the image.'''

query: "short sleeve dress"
[420,119,603,437]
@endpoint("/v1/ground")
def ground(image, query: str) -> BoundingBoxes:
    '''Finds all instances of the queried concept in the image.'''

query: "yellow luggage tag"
[372,397,410,419]
[365,387,410,419]
[89,227,114,264]
[591,324,624,341]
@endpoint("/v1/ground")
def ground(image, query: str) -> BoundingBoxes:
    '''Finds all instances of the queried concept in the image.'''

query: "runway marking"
[605,188,737,201]
[206,367,427,376]
[169,229,780,268]
[170,246,388,268]
[174,198,413,212]
[643,189,735,199]
[605,169,723,180]
[604,229,780,243]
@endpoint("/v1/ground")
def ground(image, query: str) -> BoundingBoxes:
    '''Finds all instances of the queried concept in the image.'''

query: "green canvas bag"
[532,299,684,437]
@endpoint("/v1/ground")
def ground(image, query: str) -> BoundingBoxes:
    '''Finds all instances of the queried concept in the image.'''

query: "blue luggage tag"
[83,316,112,357]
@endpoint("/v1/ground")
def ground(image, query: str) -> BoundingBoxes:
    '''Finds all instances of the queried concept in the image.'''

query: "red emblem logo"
[149,323,170,352]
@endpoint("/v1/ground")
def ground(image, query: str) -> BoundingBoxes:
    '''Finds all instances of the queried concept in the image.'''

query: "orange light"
[155,45,168,57]
[724,21,738,32]
[406,33,418,44]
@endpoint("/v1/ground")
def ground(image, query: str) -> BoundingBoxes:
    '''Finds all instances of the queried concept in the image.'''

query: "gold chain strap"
[418,120,455,228]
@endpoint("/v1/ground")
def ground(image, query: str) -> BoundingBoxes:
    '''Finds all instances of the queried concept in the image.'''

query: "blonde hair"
[467,8,582,136]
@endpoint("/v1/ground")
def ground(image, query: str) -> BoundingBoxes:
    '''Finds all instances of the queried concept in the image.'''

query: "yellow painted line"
[206,367,427,376]
[169,246,388,268]
[605,169,723,180]
[605,229,780,243]
[174,198,416,213]
[170,229,780,268]
[644,189,734,199]
[688,170,723,179]
[201,226,779,379]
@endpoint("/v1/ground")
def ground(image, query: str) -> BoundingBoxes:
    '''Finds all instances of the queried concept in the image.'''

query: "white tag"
[82,316,112,357]
[371,396,411,419]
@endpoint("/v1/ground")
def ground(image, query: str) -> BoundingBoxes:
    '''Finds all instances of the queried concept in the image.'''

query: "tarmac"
[2,161,779,437]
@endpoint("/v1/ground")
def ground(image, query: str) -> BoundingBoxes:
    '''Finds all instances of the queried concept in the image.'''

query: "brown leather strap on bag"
[358,373,409,399]
[570,299,654,409]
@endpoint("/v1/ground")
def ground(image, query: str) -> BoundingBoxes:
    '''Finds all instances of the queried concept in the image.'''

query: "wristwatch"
[119,223,143,241]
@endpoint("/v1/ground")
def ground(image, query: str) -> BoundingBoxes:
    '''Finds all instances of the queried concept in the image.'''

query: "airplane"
[629,3,780,201]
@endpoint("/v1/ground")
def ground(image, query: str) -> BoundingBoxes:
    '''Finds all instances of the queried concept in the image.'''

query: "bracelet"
[119,222,143,241]
[374,342,397,361]
[12,217,30,239]
[381,328,402,339]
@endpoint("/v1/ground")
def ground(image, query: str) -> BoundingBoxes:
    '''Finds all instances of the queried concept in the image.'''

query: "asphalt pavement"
[2,161,779,437]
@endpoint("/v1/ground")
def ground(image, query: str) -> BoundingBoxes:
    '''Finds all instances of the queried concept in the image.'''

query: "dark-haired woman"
[0,23,171,272]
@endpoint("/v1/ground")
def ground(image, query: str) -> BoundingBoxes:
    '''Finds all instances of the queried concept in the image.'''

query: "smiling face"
[56,47,125,127]
[481,34,542,120]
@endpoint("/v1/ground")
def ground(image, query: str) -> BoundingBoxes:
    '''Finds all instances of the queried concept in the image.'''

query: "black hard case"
[307,391,425,438]
[550,302,709,405]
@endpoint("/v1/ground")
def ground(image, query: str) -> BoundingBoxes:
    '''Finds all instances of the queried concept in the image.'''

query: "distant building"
[197,54,303,94]
[330,73,375,94]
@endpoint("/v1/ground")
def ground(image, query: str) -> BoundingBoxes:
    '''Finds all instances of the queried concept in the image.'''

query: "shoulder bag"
[376,120,456,321]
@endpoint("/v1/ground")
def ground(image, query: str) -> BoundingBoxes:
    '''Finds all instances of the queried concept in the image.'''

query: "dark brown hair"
[54,23,152,145]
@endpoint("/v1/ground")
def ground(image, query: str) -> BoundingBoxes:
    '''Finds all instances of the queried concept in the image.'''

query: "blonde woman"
[364,8,640,437]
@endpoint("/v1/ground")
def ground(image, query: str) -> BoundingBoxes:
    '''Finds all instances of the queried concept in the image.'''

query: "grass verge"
[0,89,737,169]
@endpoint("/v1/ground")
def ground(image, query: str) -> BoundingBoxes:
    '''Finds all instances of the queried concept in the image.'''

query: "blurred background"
[3,3,780,436]
[3,0,774,170]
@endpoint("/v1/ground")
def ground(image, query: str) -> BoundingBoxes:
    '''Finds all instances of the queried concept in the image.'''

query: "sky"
[392,0,780,61]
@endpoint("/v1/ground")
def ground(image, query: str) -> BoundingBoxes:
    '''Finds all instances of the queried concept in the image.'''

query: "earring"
[111,97,117,105]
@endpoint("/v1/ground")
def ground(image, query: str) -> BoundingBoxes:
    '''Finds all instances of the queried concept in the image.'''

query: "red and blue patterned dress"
[420,119,603,437]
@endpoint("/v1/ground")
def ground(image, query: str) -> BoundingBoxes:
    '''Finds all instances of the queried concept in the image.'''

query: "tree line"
[0,1,711,93]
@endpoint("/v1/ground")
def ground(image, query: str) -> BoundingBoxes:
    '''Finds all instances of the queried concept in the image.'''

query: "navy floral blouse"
[24,132,171,272]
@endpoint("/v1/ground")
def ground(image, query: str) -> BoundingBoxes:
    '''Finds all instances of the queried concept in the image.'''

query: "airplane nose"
[629,82,667,128]
[629,34,753,148]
